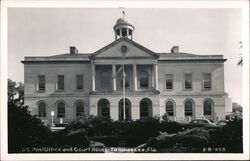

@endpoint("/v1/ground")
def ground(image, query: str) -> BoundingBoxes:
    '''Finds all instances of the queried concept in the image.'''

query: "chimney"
[70,46,78,55]
[171,46,179,53]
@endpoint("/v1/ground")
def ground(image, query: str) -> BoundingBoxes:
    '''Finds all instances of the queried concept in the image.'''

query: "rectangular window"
[76,75,84,90]
[140,78,148,88]
[57,75,64,90]
[203,73,212,89]
[184,74,192,89]
[38,75,45,91]
[140,72,149,88]
[165,74,173,90]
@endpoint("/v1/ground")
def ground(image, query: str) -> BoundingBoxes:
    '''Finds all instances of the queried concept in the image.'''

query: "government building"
[22,17,230,123]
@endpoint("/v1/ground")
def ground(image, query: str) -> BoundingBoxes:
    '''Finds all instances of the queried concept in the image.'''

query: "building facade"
[22,17,229,123]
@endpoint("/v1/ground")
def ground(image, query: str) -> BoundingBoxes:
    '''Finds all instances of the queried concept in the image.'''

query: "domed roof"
[114,18,134,29]
[116,18,129,25]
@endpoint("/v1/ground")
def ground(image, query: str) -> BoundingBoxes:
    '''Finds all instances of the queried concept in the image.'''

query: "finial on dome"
[122,10,125,19]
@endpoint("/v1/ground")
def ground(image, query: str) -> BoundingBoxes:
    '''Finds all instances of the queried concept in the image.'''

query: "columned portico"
[92,63,158,92]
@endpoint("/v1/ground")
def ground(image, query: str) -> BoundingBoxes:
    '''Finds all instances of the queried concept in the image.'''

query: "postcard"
[1,0,249,160]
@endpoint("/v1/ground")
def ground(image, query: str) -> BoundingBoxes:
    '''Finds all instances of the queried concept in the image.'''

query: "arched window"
[100,71,111,89]
[185,101,193,116]
[140,98,152,118]
[204,100,212,115]
[140,71,149,88]
[38,102,46,117]
[119,99,131,121]
[57,102,65,118]
[76,101,84,117]
[166,101,174,116]
[97,99,110,117]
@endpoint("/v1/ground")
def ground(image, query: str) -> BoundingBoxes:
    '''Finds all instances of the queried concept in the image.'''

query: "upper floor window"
[140,71,149,88]
[38,75,45,91]
[38,102,46,117]
[100,71,111,89]
[76,75,84,90]
[166,74,173,90]
[57,75,64,90]
[203,73,211,89]
[184,74,192,89]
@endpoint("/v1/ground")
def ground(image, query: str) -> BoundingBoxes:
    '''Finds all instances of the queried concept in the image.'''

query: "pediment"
[90,38,159,59]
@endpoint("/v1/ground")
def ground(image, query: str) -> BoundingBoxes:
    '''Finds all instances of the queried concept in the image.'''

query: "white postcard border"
[1,0,249,160]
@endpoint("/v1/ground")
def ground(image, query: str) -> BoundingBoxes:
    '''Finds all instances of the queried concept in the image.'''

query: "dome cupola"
[113,12,134,40]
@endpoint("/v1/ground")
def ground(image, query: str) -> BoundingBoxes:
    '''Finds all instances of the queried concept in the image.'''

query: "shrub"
[162,113,170,122]
[159,121,182,134]
[176,128,210,147]
[118,117,161,146]
[65,116,185,147]
[209,117,243,153]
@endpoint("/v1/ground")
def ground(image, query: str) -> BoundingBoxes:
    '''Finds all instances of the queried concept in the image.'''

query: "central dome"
[115,18,133,26]
[113,17,134,40]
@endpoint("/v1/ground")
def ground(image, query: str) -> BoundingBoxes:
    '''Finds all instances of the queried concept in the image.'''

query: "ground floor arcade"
[26,93,226,123]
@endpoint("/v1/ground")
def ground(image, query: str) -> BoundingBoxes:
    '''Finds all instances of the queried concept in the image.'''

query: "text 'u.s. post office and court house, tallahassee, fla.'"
[22,16,232,123]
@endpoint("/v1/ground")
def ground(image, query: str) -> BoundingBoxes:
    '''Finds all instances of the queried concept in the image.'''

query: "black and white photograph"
[1,0,249,160]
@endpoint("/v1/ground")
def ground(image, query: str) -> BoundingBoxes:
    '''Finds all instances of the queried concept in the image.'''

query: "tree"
[8,79,51,152]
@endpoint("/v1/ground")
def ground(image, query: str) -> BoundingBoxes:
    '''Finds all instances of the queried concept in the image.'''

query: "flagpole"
[122,54,126,121]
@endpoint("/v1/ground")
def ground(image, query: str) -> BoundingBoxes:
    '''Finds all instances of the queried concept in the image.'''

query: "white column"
[112,64,116,91]
[91,63,96,91]
[115,32,117,40]
[152,65,155,89]
[133,64,137,91]
[154,64,159,90]
[127,28,129,37]
[119,28,122,37]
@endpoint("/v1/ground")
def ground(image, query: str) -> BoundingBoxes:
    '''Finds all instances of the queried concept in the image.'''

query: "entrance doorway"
[118,98,131,121]
[139,98,152,119]
[97,99,110,117]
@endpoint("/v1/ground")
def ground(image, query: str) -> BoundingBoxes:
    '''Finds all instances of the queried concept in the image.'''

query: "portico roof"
[89,37,160,59]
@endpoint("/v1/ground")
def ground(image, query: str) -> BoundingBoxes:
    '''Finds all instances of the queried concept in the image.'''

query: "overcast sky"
[8,8,242,104]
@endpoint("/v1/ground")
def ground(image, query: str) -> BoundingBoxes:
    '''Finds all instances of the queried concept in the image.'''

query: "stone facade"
[22,17,228,123]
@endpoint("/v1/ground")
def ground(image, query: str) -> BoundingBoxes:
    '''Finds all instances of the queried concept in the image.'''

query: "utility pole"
[122,54,126,121]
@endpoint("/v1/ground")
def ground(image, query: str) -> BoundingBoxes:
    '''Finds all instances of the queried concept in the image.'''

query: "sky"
[8,8,242,104]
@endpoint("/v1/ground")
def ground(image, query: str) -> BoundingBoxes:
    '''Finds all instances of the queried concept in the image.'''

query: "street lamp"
[51,111,54,127]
